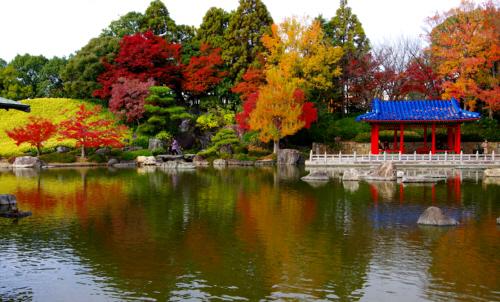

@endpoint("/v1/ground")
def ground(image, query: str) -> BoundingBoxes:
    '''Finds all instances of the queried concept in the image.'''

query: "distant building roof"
[356,99,480,123]
[0,97,30,112]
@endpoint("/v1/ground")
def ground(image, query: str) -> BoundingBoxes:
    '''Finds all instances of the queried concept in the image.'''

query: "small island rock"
[417,206,459,226]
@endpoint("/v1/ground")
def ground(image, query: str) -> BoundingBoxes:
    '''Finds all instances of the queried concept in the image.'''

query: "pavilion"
[0,97,30,112]
[356,99,480,154]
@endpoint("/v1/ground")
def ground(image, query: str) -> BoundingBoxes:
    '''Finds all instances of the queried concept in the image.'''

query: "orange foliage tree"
[5,116,57,156]
[427,1,500,116]
[59,104,127,158]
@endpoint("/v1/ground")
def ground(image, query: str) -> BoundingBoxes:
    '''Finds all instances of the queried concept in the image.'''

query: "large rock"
[107,158,119,166]
[193,155,209,167]
[301,171,329,182]
[342,169,360,181]
[136,156,157,166]
[0,194,17,205]
[484,168,500,177]
[12,156,44,168]
[156,154,184,162]
[417,207,459,226]
[148,138,164,151]
[95,147,110,155]
[277,149,301,165]
[365,162,396,181]
[213,159,227,166]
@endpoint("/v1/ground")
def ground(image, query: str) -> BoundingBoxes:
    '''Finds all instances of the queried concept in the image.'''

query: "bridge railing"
[308,150,497,164]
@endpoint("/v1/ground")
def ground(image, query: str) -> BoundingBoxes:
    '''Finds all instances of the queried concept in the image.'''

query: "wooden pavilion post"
[431,123,436,154]
[447,126,454,152]
[371,123,379,154]
[454,124,461,154]
[399,123,404,153]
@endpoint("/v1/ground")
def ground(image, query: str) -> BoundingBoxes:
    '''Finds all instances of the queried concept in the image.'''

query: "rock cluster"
[12,156,45,168]
[277,149,301,165]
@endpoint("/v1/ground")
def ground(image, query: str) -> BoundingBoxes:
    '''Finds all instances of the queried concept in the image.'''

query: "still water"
[0,167,498,301]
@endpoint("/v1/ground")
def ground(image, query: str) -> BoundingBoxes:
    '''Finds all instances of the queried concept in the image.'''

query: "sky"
[0,0,478,62]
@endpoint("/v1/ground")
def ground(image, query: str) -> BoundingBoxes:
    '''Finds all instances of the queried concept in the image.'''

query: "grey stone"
[213,159,227,166]
[227,159,254,166]
[301,171,329,182]
[342,169,360,181]
[56,146,70,153]
[193,155,209,167]
[484,168,500,177]
[148,138,164,151]
[397,171,405,178]
[0,194,17,205]
[107,158,119,166]
[12,156,44,168]
[365,162,396,181]
[417,206,459,226]
[277,149,301,165]
[136,156,157,166]
[255,159,276,166]
[95,147,111,155]
[497,217,500,225]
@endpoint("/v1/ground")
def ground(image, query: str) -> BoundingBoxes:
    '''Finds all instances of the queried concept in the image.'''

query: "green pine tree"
[141,0,177,41]
[222,0,273,82]
[138,86,193,136]
[197,7,231,49]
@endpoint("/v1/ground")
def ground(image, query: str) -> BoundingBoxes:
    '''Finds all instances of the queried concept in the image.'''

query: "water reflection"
[0,167,498,301]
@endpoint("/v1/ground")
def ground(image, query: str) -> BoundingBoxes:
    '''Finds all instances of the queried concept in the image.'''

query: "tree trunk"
[81,145,85,159]
[273,139,280,154]
[36,145,41,157]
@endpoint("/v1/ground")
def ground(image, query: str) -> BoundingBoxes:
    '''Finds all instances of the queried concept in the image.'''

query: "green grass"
[0,98,121,157]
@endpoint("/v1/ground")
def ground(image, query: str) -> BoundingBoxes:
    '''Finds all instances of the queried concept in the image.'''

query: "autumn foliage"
[110,78,155,123]
[5,116,57,156]
[182,44,226,94]
[93,31,182,99]
[59,104,127,158]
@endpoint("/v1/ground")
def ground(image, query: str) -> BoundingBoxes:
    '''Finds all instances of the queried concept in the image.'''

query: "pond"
[0,167,499,301]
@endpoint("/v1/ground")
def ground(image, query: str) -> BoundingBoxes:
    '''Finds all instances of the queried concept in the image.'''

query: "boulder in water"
[417,206,459,226]
[12,156,44,168]
[301,171,329,182]
[0,194,17,205]
[277,149,301,165]
[365,162,396,181]
[213,159,227,166]
[484,168,500,178]
[136,156,157,166]
[342,169,360,181]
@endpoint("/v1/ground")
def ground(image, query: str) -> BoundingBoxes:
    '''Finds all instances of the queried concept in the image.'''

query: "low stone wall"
[312,141,500,155]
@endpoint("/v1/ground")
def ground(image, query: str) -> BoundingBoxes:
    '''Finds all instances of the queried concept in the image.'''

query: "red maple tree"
[182,43,226,94]
[93,31,183,99]
[6,117,57,156]
[59,104,127,158]
[232,68,266,130]
[110,77,155,123]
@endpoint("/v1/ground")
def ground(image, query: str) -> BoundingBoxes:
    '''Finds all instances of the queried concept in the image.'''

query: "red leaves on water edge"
[59,104,127,151]
[5,117,57,155]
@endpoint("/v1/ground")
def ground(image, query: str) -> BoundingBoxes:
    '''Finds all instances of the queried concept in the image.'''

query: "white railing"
[307,150,498,164]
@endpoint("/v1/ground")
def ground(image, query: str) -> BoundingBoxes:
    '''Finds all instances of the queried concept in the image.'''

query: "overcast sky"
[0,0,478,61]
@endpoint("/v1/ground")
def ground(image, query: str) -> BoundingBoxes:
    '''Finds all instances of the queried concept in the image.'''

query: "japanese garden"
[0,0,499,301]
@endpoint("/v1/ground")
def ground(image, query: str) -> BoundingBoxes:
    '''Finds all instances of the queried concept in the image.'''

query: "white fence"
[307,150,498,165]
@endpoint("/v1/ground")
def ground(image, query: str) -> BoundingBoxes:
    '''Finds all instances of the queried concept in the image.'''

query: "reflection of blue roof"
[356,99,480,122]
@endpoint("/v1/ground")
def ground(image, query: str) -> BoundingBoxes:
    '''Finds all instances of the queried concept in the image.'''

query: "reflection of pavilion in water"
[363,170,467,228]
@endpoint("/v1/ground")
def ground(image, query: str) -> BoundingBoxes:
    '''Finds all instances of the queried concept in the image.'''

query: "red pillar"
[454,124,461,154]
[371,123,379,154]
[431,123,436,154]
[447,127,453,152]
[399,123,404,153]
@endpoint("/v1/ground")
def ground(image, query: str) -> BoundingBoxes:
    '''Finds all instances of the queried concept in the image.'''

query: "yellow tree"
[249,68,306,153]
[247,18,342,153]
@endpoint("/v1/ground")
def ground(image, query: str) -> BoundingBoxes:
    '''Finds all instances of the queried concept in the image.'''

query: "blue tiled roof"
[356,99,480,122]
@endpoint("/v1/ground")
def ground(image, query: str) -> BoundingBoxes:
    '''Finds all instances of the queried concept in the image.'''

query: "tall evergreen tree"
[141,0,177,41]
[9,54,48,98]
[324,0,370,114]
[222,0,273,82]
[197,7,231,49]
[61,36,120,99]
[101,12,145,38]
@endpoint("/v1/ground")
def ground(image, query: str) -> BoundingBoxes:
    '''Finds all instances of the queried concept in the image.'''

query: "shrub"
[133,136,149,149]
[155,131,172,143]
[198,128,240,157]
[39,152,77,163]
[120,149,152,161]
[88,153,107,163]
[152,147,166,156]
